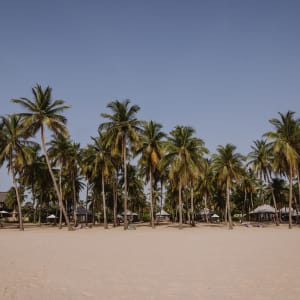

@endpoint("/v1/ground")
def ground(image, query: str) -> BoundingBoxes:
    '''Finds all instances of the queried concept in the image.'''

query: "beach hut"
[156,210,170,222]
[76,207,92,223]
[0,210,9,227]
[250,204,275,222]
[279,207,298,221]
[211,213,220,223]
[121,210,138,223]
[46,214,57,224]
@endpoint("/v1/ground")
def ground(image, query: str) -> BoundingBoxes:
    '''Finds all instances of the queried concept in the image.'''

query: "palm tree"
[162,126,207,229]
[239,169,257,222]
[48,134,72,228]
[11,84,72,230]
[0,115,35,230]
[20,145,43,223]
[212,144,245,229]
[99,99,142,230]
[248,139,279,225]
[137,120,166,228]
[67,141,81,226]
[197,159,215,223]
[124,163,147,215]
[264,111,300,228]
[90,132,114,229]
[81,145,96,225]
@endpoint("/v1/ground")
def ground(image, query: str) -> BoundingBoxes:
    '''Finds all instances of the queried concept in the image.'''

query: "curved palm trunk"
[178,178,183,229]
[12,171,24,231]
[123,136,128,230]
[149,167,155,228]
[288,166,293,229]
[266,173,279,226]
[41,126,72,230]
[226,178,233,230]
[102,174,108,229]
[271,189,279,226]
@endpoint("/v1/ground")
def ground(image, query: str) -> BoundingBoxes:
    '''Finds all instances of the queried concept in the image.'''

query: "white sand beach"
[1,224,300,300]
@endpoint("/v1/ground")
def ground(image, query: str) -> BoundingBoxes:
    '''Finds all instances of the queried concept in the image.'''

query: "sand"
[1,223,300,300]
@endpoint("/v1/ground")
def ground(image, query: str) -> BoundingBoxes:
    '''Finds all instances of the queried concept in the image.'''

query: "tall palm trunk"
[72,170,77,226]
[149,167,155,228]
[224,199,228,224]
[296,171,300,225]
[41,126,72,230]
[113,171,118,227]
[242,190,246,223]
[32,184,37,224]
[226,178,233,230]
[58,167,63,229]
[123,136,128,230]
[204,192,209,223]
[288,166,293,229]
[271,189,279,226]
[92,196,95,225]
[190,186,195,226]
[12,170,24,231]
[178,178,183,229]
[266,173,279,226]
[102,174,108,229]
[85,182,89,226]
[160,178,163,211]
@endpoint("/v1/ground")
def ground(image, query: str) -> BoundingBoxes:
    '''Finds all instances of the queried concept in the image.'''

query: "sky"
[1,0,300,192]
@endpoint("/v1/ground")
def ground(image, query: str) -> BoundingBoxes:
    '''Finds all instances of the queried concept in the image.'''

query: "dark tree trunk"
[227,178,233,230]
[13,172,24,231]
[288,167,293,229]
[178,178,183,229]
[123,136,129,230]
[113,172,118,227]
[102,174,108,229]
[149,167,155,228]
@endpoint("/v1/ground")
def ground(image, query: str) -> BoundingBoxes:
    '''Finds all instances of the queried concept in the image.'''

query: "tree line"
[1,84,300,231]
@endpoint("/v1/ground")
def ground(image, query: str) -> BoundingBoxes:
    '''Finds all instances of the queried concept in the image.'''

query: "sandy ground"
[1,223,300,300]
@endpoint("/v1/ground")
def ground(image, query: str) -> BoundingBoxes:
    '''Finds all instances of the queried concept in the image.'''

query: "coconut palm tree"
[212,144,245,229]
[67,141,81,226]
[81,145,96,225]
[90,132,114,229]
[99,99,142,230]
[48,134,72,228]
[11,84,72,230]
[20,145,44,223]
[123,163,147,216]
[248,139,279,225]
[162,126,207,229]
[239,169,257,222]
[137,120,166,228]
[264,111,300,228]
[197,159,215,223]
[0,115,36,230]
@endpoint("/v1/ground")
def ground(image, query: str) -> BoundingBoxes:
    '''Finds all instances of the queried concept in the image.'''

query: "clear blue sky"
[1,0,300,192]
